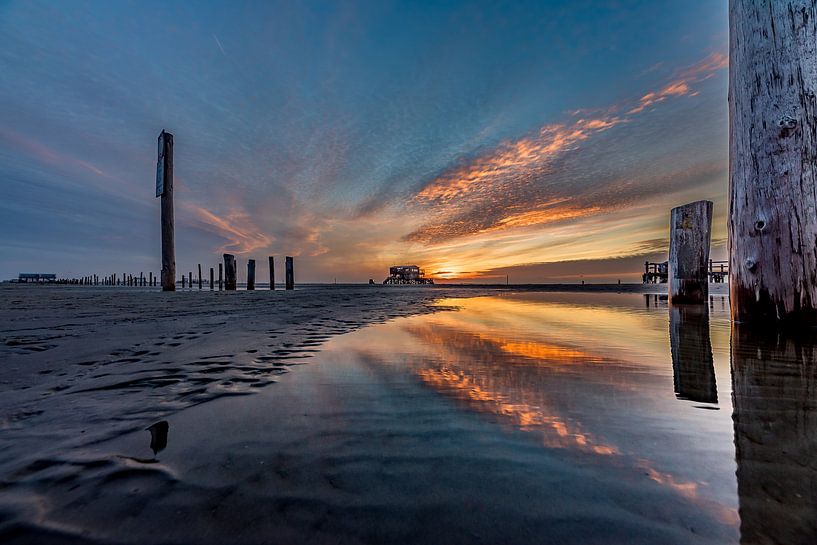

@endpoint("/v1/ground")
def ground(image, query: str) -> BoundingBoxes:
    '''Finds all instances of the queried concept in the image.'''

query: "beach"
[3,283,801,545]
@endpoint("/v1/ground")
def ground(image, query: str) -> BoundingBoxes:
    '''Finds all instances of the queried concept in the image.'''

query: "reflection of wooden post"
[732,327,817,543]
[218,263,223,290]
[198,264,202,289]
[669,200,712,304]
[209,267,214,290]
[224,254,236,290]
[285,256,294,290]
[730,2,817,323]
[158,130,175,291]
[269,256,274,291]
[669,305,717,404]
[247,259,256,290]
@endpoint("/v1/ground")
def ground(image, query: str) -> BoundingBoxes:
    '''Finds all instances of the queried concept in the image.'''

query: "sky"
[0,0,729,283]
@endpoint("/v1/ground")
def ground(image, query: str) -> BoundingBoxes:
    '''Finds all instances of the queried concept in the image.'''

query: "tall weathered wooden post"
[268,256,274,291]
[224,254,237,290]
[157,130,175,291]
[669,200,713,304]
[247,259,256,290]
[729,1,817,323]
[285,256,294,290]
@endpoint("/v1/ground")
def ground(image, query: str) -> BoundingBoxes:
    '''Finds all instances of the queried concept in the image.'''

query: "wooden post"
[729,1,817,323]
[181,275,185,289]
[285,256,294,290]
[247,259,256,290]
[218,263,223,290]
[669,200,713,304]
[198,264,202,290]
[210,267,214,290]
[157,130,175,291]
[149,272,153,286]
[268,256,274,291]
[188,272,192,289]
[224,254,237,290]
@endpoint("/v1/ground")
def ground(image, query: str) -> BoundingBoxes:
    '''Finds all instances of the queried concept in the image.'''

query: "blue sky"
[0,0,728,282]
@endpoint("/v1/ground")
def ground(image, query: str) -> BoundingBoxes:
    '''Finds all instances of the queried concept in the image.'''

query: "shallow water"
[2,291,816,544]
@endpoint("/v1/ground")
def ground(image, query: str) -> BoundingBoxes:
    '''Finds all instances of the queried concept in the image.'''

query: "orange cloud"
[416,116,624,203]
[629,52,727,114]
[183,203,272,254]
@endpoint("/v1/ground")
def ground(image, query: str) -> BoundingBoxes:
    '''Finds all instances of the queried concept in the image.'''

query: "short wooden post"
[218,263,223,290]
[157,130,175,291]
[729,1,817,323]
[669,200,713,304]
[149,272,153,286]
[247,259,256,290]
[188,272,192,289]
[198,264,202,289]
[285,256,294,290]
[268,256,274,290]
[210,267,214,290]
[224,254,237,290]
[181,275,185,289]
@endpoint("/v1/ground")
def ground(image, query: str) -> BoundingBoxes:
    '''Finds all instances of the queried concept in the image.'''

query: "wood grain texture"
[669,200,713,304]
[729,0,817,322]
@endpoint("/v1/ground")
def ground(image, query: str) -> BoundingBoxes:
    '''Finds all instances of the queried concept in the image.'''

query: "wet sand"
[0,283,749,544]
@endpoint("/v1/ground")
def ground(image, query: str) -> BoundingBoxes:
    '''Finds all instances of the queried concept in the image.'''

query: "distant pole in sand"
[247,259,256,290]
[218,263,223,290]
[210,267,214,290]
[157,130,175,292]
[188,272,192,289]
[224,254,237,290]
[285,256,294,290]
[730,1,817,322]
[669,200,712,304]
[269,256,274,291]
[149,272,153,286]
[198,264,202,290]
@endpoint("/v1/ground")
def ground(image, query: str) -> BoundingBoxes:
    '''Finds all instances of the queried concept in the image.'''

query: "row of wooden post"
[221,254,294,290]
[50,273,160,286]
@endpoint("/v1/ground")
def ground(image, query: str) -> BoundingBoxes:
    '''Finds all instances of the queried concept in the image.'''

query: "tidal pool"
[4,291,816,545]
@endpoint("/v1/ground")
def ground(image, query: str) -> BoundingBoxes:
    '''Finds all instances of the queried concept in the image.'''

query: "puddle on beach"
[2,291,816,544]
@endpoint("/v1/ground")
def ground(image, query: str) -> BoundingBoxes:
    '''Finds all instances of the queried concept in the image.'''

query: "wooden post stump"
[210,267,214,290]
[247,259,256,290]
[224,254,237,290]
[285,256,294,290]
[218,263,223,290]
[188,272,192,289]
[268,256,274,291]
[669,200,713,304]
[198,264,202,289]
[729,1,817,323]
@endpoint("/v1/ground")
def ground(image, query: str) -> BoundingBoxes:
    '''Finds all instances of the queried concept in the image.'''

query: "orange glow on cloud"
[184,203,272,254]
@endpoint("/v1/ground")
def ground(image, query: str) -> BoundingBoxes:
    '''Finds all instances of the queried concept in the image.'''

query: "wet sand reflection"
[732,327,817,544]
[670,305,718,404]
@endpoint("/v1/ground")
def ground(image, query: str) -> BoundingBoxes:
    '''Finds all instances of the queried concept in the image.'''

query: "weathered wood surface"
[669,200,713,304]
[159,131,175,291]
[269,256,274,291]
[729,0,817,322]
[247,259,256,290]
[731,326,817,543]
[224,254,237,291]
[669,305,717,404]
[285,256,294,290]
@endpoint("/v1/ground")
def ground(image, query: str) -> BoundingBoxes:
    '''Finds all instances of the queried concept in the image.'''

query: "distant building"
[17,273,57,283]
[383,265,434,285]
